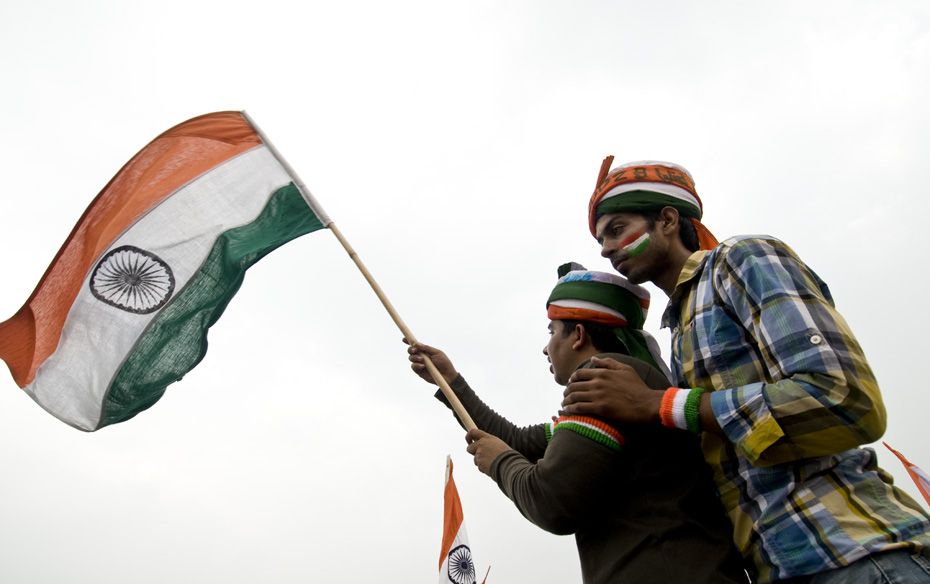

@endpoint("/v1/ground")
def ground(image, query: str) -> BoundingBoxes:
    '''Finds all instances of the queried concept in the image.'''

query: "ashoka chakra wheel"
[447,544,476,584]
[90,245,175,314]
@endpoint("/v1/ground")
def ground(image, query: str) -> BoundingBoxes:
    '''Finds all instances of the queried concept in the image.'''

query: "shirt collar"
[661,250,711,328]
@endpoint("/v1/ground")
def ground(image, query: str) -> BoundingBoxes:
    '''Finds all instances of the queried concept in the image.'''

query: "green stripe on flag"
[99,183,325,428]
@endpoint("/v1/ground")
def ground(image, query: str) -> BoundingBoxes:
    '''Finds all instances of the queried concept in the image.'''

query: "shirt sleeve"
[435,375,549,461]
[489,422,622,535]
[707,237,886,465]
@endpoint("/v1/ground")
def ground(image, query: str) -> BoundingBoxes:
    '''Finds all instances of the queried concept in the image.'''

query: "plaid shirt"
[663,235,930,583]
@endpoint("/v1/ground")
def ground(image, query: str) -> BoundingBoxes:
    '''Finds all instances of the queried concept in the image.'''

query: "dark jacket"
[437,353,747,584]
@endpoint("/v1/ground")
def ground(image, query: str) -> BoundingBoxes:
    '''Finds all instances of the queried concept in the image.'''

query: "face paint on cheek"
[619,230,651,257]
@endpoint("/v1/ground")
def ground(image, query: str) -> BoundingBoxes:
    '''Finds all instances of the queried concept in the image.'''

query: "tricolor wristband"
[659,387,706,433]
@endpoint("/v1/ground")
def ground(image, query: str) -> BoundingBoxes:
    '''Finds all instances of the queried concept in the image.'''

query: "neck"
[654,244,694,296]
[563,347,601,383]
[575,347,601,368]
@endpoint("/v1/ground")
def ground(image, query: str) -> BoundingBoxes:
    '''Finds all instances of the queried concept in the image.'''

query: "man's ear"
[571,323,588,351]
[658,206,681,235]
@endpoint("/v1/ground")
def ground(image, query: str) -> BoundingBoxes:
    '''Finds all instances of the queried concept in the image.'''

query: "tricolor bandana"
[546,263,669,378]
[587,156,719,250]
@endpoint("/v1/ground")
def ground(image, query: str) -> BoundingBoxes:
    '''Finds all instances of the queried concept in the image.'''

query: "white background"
[1,1,928,582]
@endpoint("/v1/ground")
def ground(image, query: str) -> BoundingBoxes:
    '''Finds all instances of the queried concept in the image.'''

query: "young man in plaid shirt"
[561,157,930,583]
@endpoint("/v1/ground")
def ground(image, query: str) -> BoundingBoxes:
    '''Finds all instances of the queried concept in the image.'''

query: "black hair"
[641,208,699,252]
[558,320,628,354]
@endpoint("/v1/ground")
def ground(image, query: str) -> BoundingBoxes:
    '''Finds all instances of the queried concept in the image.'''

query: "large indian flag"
[0,111,330,431]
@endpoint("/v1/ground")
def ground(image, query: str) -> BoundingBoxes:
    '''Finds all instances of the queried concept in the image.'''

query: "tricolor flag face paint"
[0,112,330,431]
[619,230,650,258]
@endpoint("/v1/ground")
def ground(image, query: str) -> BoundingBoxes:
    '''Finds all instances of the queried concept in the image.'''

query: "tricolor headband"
[546,263,670,376]
[587,156,719,250]
[546,266,649,330]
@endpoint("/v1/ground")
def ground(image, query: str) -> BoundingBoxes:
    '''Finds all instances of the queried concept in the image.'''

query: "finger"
[588,356,627,370]
[562,380,599,399]
[465,428,486,443]
[560,401,600,416]
[566,368,599,383]
[561,388,597,406]
[412,342,440,356]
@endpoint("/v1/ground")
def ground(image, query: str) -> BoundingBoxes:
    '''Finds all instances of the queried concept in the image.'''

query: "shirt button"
[810,334,823,345]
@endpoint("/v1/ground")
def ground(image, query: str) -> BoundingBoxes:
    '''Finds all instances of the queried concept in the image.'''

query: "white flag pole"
[242,111,477,432]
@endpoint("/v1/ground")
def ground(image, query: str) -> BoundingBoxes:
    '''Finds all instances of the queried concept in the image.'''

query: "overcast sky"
[1,1,929,582]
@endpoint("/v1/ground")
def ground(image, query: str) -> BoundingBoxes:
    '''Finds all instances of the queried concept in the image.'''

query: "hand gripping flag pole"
[243,112,478,432]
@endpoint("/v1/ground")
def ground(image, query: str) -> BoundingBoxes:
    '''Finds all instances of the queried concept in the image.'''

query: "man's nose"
[600,241,612,257]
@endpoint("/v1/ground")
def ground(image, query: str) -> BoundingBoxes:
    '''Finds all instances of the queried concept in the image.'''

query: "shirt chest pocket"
[675,302,765,389]
[705,303,769,386]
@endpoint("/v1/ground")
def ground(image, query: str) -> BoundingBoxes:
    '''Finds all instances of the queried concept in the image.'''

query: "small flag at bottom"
[440,456,483,584]
[884,442,930,507]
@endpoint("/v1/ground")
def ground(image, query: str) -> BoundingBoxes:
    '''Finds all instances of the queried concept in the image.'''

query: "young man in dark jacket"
[409,265,746,583]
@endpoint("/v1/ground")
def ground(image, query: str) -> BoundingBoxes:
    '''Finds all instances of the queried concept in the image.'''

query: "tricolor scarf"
[546,265,670,378]
[587,156,719,251]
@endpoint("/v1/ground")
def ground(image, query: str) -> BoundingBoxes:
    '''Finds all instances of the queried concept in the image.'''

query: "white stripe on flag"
[26,146,292,430]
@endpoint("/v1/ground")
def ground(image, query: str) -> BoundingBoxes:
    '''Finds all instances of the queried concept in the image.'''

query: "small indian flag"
[620,230,650,257]
[884,442,930,508]
[0,111,330,431]
[440,456,486,584]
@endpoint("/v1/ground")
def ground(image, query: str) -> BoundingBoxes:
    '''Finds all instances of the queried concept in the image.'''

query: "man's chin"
[625,271,647,285]
[616,264,644,284]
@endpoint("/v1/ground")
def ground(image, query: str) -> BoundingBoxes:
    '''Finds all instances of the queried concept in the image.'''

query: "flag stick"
[241,111,476,431]
[327,223,477,431]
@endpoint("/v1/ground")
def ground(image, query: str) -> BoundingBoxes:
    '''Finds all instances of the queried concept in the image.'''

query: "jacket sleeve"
[489,424,621,535]
[707,238,886,465]
[435,375,548,461]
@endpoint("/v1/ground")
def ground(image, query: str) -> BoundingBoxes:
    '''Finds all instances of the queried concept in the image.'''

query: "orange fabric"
[547,305,628,327]
[659,387,679,428]
[588,157,702,236]
[884,442,930,507]
[0,112,261,387]
[439,459,465,569]
[691,218,720,251]
[585,155,719,251]
[555,415,625,445]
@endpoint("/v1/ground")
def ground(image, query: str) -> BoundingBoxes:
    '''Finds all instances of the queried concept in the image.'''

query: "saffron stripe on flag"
[440,456,479,584]
[1,111,329,431]
[884,442,930,508]
[0,112,262,388]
